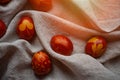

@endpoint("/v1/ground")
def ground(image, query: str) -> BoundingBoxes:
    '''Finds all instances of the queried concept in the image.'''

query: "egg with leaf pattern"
[16,16,35,41]
[85,36,107,58]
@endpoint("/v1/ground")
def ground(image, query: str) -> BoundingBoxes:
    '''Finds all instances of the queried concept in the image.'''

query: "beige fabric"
[0,0,120,80]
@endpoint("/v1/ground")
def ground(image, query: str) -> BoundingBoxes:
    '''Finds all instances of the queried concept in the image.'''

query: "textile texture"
[0,0,120,80]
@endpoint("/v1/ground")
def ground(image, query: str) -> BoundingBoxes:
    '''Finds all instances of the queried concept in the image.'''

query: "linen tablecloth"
[0,0,120,80]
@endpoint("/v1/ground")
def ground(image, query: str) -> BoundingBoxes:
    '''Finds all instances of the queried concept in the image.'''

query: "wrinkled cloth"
[0,0,120,80]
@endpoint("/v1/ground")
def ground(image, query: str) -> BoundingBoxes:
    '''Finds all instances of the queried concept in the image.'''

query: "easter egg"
[0,19,6,38]
[16,16,35,41]
[85,36,107,58]
[32,51,52,76]
[50,35,73,56]
[28,0,52,12]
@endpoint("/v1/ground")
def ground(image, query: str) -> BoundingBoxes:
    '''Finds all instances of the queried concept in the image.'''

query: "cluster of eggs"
[0,0,107,76]
[0,15,107,76]
[15,16,107,75]
[0,0,52,76]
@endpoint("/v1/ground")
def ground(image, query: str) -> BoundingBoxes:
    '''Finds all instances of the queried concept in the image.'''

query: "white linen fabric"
[0,0,120,80]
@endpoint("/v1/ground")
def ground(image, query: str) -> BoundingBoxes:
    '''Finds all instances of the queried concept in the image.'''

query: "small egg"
[28,0,52,12]
[0,19,6,38]
[16,16,35,41]
[85,36,107,58]
[50,35,73,56]
[32,51,52,76]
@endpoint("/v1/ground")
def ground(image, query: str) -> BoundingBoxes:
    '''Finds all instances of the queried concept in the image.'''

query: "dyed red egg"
[50,35,73,56]
[85,36,107,58]
[32,51,52,76]
[28,0,52,12]
[0,0,11,4]
[0,19,6,38]
[16,16,35,41]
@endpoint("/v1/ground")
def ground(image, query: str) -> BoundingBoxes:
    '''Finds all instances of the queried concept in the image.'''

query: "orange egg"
[32,51,52,76]
[16,16,35,41]
[0,19,6,38]
[28,0,52,12]
[50,35,73,56]
[85,36,107,58]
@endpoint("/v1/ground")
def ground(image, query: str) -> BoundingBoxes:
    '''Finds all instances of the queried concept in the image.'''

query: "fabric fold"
[71,0,120,32]
[0,0,120,80]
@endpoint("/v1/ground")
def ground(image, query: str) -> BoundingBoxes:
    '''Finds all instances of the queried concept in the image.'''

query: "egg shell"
[32,51,52,76]
[16,16,35,41]
[50,35,73,56]
[0,19,6,38]
[85,36,107,58]
[28,0,52,12]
